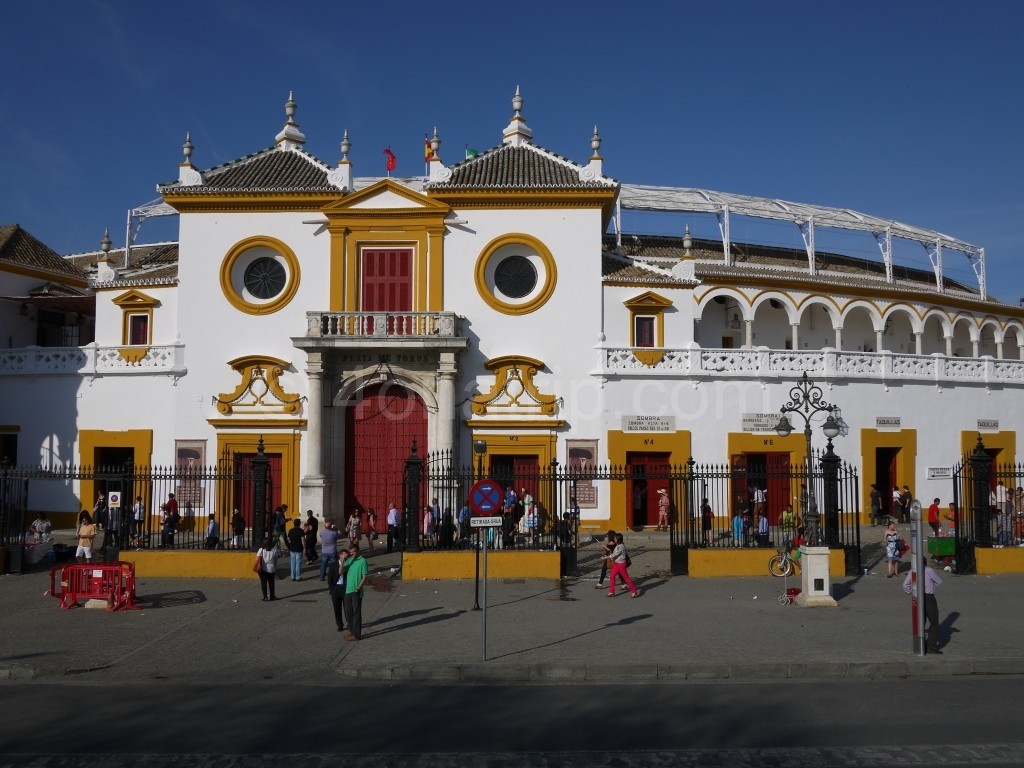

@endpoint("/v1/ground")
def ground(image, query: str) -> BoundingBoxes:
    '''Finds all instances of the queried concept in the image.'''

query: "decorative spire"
[275,91,306,148]
[430,126,441,157]
[590,125,601,157]
[100,228,111,257]
[502,85,533,146]
[683,225,693,254]
[328,129,353,191]
[182,132,194,165]
[339,129,351,162]
[96,228,117,282]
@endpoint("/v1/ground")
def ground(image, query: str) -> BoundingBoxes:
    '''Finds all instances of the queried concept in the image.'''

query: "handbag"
[626,556,632,568]
[253,552,264,574]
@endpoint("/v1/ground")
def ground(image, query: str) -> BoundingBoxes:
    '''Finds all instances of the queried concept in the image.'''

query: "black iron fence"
[952,436,1024,575]
[0,439,278,568]
[400,444,860,578]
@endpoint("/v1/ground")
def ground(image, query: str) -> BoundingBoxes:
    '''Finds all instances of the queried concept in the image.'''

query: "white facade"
[2,92,1022,531]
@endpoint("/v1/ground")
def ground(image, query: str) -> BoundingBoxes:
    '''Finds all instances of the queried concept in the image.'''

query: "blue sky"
[2,1,1022,301]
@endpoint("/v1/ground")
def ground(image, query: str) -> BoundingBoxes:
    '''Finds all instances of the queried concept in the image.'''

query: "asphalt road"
[2,678,1023,767]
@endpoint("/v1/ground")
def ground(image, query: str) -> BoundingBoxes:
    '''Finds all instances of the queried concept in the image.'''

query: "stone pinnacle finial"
[590,125,601,157]
[512,85,523,117]
[430,126,441,155]
[100,228,111,255]
[182,131,194,163]
[339,129,351,161]
[275,91,306,148]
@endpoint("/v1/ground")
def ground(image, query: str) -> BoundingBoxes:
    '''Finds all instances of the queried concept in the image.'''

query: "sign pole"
[482,532,488,661]
[473,528,480,611]
[910,500,926,655]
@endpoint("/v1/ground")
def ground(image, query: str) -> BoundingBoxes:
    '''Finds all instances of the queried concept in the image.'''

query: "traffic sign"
[469,479,503,515]
[470,516,503,528]
[107,491,121,509]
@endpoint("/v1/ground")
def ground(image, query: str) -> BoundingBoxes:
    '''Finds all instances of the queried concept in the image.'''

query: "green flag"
[465,146,479,159]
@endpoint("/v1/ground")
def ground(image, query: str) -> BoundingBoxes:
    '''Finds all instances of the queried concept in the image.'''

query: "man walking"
[341,542,368,641]
[286,517,305,580]
[903,560,943,654]
[319,520,340,581]
[386,502,401,553]
[326,553,345,632]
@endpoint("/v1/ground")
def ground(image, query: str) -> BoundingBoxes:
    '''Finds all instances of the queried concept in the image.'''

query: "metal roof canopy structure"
[616,184,987,300]
[124,198,178,268]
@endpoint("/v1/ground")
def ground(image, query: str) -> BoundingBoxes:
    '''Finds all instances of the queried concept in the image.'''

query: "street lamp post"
[774,372,841,546]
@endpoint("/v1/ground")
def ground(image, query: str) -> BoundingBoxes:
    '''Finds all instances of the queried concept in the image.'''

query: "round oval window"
[494,254,538,299]
[244,257,287,299]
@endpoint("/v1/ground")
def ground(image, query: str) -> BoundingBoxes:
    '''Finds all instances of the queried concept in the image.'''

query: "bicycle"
[768,545,801,577]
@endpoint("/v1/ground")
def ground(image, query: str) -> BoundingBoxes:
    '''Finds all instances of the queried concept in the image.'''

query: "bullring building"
[1,89,1020,535]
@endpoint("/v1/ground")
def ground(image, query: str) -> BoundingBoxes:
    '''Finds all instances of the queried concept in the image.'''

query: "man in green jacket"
[341,542,368,641]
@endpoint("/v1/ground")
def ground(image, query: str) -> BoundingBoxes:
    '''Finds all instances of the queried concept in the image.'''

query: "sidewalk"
[2,532,1022,684]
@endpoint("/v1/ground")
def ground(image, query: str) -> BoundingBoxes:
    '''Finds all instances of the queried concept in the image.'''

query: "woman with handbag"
[255,535,280,601]
[607,533,639,598]
[593,530,616,589]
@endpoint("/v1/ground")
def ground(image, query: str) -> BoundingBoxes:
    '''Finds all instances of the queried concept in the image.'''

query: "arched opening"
[920,314,947,356]
[344,383,427,530]
[796,301,836,350]
[696,294,745,349]
[978,322,999,358]
[950,318,973,357]
[843,305,878,352]
[1004,325,1024,360]
[750,297,790,349]
[881,307,915,354]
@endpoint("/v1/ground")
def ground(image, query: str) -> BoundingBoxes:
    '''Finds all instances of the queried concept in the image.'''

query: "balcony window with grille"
[634,316,656,348]
[127,313,150,346]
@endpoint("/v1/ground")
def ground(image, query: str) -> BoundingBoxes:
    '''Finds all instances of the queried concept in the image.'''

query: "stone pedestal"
[796,545,837,607]
[298,476,327,521]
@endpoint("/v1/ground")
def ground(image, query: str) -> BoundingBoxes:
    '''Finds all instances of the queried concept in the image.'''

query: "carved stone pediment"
[471,355,558,417]
[215,355,302,415]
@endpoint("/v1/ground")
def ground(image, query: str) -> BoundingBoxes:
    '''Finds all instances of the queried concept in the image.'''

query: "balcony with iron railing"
[601,345,1024,386]
[295,311,468,351]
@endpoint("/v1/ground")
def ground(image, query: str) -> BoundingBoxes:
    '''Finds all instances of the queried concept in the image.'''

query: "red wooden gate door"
[233,453,282,528]
[626,452,670,529]
[766,452,791,524]
[344,383,426,532]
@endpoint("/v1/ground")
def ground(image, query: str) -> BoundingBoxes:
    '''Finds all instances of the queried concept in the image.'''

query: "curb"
[337,658,1023,683]
[0,664,36,681]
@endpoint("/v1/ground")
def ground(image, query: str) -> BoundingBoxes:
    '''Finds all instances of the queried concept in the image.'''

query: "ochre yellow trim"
[465,419,566,429]
[117,347,149,364]
[975,548,1024,574]
[471,432,558,532]
[215,431,301,514]
[625,290,671,362]
[402,550,560,580]
[960,430,1015,465]
[860,429,917,524]
[112,289,159,346]
[77,429,154,511]
[471,355,558,417]
[606,430,691,532]
[120,550,261,578]
[161,192,340,214]
[688,547,845,578]
[474,233,557,315]
[0,262,89,289]
[219,236,300,316]
[699,273,1023,320]
[726,432,808,468]
[215,355,302,416]
[322,180,450,313]
[206,418,307,429]
[427,187,619,228]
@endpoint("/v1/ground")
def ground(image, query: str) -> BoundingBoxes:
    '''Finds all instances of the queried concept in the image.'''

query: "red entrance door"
[362,249,412,334]
[233,453,282,529]
[344,384,426,533]
[626,452,670,529]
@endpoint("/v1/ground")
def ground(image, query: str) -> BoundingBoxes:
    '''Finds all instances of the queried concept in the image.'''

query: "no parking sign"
[107,491,121,509]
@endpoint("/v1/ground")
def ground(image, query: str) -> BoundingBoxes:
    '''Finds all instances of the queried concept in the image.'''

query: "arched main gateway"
[344,383,427,527]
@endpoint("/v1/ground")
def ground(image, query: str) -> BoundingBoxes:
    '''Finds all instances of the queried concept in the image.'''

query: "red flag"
[424,135,434,162]
[383,147,397,172]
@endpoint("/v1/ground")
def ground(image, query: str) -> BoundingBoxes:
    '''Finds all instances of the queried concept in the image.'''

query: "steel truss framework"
[615,184,987,300]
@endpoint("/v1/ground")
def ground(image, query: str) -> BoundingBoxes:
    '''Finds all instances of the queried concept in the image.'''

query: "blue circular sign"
[470,480,503,515]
